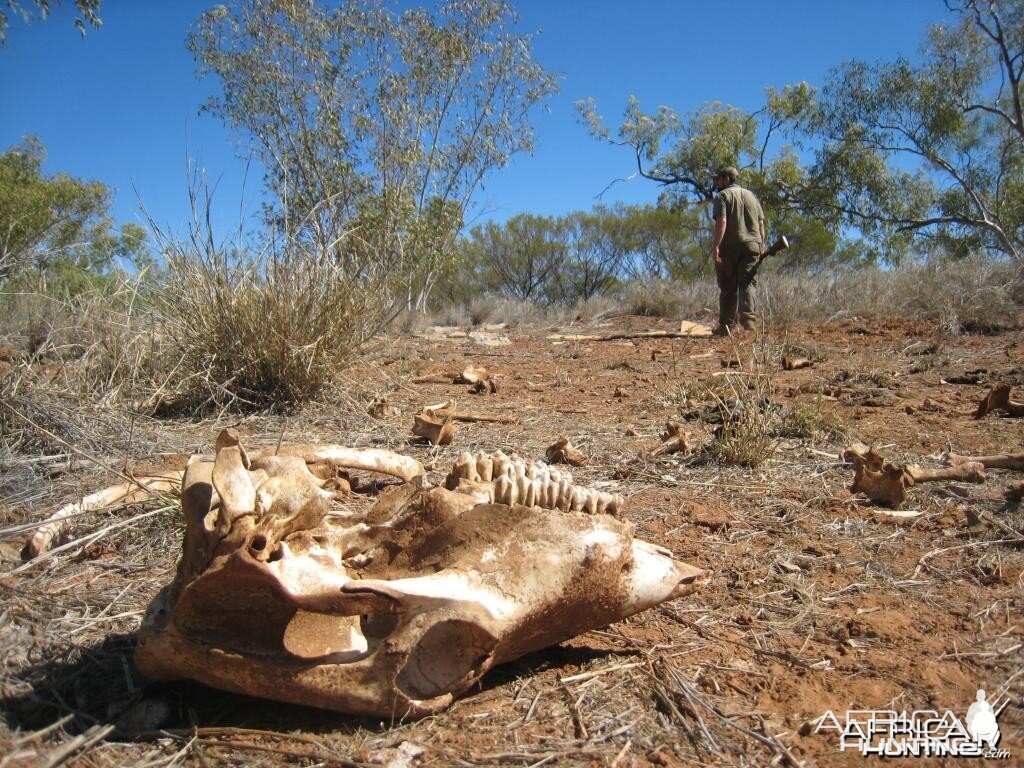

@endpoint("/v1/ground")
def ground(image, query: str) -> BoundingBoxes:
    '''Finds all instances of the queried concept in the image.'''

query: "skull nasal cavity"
[396,620,497,701]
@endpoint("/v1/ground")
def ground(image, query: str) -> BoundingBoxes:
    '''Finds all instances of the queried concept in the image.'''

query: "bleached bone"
[943,452,1024,472]
[545,436,588,467]
[454,365,489,384]
[268,445,424,481]
[446,450,623,515]
[135,431,705,717]
[412,413,456,445]
[905,464,986,483]
[974,384,1024,419]
[650,420,692,457]
[24,473,183,558]
[843,444,985,509]
[782,356,813,370]
[424,399,517,424]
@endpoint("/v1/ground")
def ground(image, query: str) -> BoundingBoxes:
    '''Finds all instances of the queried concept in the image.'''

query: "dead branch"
[547,321,712,343]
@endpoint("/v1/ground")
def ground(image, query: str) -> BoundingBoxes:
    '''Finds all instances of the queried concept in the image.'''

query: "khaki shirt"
[713,184,764,252]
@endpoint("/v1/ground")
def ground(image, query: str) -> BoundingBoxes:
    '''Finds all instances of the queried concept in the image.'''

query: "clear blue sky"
[2,1,948,242]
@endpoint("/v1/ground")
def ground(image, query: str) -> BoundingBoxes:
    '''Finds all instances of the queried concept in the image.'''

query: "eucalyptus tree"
[463,213,565,304]
[0,0,100,40]
[575,87,836,268]
[802,0,1024,263]
[0,137,148,291]
[189,0,557,310]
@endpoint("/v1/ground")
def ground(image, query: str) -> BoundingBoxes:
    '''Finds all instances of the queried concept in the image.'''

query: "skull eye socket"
[396,620,497,702]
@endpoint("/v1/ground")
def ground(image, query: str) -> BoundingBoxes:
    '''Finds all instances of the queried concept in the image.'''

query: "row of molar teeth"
[447,451,623,515]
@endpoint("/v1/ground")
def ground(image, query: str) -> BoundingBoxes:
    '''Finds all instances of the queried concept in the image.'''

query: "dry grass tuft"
[161,243,392,411]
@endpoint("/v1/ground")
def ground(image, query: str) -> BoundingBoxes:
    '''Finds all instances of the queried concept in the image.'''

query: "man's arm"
[712,214,727,264]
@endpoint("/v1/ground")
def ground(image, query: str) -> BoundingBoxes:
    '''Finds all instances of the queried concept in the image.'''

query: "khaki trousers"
[715,244,759,329]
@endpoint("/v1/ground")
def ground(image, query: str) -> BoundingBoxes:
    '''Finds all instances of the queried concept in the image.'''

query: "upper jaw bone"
[133,430,707,718]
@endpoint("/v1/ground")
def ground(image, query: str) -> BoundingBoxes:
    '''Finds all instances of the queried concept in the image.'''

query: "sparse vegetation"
[3,1,1024,765]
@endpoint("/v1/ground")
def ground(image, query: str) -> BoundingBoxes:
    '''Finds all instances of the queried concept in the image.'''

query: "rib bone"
[24,473,183,559]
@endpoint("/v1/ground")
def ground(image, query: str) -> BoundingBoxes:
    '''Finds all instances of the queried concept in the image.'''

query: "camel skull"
[135,431,706,717]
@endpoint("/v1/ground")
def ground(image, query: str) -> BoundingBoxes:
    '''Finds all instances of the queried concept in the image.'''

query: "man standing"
[710,166,765,335]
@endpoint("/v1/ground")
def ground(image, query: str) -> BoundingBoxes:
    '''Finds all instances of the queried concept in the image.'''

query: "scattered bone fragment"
[455,365,489,384]
[446,450,622,515]
[367,397,396,418]
[24,473,183,559]
[1006,481,1024,502]
[944,451,1024,472]
[545,436,588,467]
[650,421,692,458]
[469,378,497,395]
[782,356,813,370]
[843,444,911,508]
[412,413,456,445]
[843,443,985,509]
[422,399,517,424]
[265,445,424,482]
[974,384,1024,419]
[23,441,423,561]
[134,430,705,717]
[905,463,986,484]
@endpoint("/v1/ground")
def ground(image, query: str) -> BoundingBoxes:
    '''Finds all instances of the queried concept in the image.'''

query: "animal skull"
[135,431,706,717]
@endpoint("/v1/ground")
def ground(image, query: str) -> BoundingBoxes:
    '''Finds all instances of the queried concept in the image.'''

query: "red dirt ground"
[1,315,1022,766]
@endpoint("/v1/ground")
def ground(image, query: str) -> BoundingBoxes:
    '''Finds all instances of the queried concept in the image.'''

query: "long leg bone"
[267,445,425,481]
[905,463,986,483]
[943,452,1024,472]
